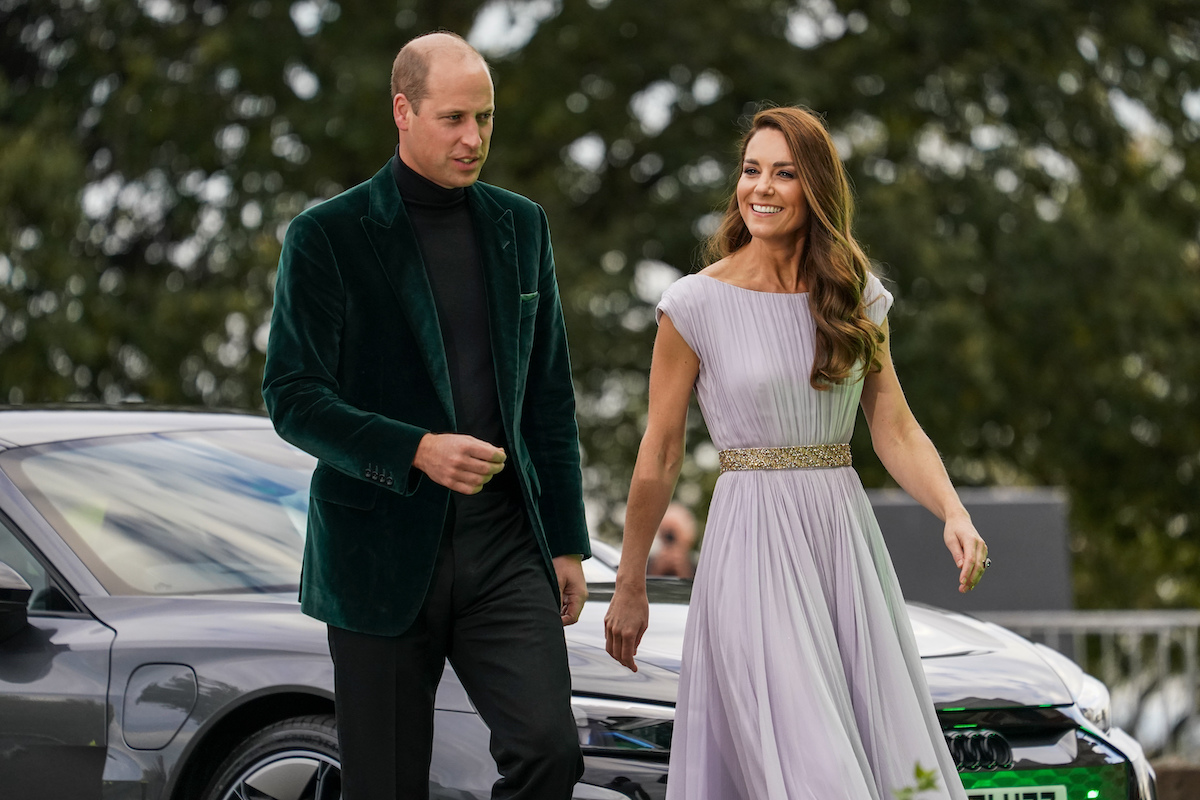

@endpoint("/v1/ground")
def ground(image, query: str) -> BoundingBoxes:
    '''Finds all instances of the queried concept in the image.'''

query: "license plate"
[966,788,1068,800]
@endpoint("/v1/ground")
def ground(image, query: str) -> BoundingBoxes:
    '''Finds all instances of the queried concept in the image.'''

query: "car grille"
[945,725,1134,800]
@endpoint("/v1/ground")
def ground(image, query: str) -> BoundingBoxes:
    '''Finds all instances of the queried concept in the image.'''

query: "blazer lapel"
[360,161,456,426]
[467,186,520,423]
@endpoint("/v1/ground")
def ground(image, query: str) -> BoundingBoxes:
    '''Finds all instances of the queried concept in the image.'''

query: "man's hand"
[412,433,506,494]
[553,554,587,626]
[604,581,649,672]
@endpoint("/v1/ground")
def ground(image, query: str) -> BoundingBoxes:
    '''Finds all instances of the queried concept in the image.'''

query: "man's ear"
[393,94,412,132]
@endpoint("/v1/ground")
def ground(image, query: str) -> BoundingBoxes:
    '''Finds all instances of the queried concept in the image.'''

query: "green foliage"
[2,0,1197,608]
[893,760,941,800]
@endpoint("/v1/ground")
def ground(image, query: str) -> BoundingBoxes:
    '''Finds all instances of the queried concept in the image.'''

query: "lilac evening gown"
[657,273,965,800]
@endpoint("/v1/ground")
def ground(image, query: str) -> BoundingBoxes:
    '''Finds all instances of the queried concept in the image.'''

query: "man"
[262,32,590,800]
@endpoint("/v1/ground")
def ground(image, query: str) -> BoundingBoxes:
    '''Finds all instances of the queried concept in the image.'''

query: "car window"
[582,539,619,583]
[0,522,50,607]
[1,429,316,596]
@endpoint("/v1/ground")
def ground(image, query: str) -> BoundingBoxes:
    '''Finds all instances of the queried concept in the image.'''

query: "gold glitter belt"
[718,443,852,473]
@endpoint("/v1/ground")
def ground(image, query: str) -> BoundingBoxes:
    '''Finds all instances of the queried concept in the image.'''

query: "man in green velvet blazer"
[262,32,589,800]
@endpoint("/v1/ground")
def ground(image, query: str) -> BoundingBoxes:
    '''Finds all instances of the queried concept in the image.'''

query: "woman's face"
[736,127,809,245]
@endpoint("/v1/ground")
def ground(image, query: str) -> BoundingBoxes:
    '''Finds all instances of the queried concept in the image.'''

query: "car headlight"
[572,696,674,754]
[1076,672,1112,732]
[1033,642,1112,732]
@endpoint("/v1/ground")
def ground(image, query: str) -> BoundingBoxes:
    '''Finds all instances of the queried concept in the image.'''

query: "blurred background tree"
[1,0,1197,608]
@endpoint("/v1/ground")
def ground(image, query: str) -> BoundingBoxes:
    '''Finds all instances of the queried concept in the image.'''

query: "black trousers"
[327,491,583,800]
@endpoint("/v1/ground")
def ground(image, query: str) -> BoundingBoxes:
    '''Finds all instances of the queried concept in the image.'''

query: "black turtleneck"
[392,153,517,497]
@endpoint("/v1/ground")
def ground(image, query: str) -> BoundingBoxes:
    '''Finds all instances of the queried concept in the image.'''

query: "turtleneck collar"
[392,148,466,210]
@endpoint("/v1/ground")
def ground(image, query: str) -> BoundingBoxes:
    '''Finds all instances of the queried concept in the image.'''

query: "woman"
[604,106,987,799]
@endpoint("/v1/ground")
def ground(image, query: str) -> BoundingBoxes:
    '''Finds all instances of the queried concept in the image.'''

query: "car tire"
[202,714,342,800]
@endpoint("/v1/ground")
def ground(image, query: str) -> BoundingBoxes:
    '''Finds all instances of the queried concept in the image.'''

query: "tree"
[480,0,1200,609]
[0,0,478,407]
[2,0,1197,608]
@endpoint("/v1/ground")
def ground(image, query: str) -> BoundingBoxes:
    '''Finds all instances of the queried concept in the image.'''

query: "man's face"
[394,54,494,189]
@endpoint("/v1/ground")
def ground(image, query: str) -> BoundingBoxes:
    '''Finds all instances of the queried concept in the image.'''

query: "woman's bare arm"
[859,321,989,592]
[605,313,699,670]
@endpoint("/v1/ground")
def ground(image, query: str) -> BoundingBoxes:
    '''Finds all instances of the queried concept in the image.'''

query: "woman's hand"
[944,514,989,592]
[604,582,650,672]
[604,313,697,673]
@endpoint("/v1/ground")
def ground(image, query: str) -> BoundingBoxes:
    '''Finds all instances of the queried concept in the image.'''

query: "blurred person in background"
[646,502,696,578]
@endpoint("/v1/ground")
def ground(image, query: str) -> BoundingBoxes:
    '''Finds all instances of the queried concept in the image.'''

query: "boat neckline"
[693,273,810,296]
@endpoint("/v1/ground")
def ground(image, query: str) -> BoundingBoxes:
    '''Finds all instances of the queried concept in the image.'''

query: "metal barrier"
[979,610,1200,762]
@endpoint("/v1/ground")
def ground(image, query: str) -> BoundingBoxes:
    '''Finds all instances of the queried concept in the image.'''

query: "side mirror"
[0,561,32,642]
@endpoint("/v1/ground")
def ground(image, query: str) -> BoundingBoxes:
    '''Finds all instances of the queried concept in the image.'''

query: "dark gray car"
[0,409,1156,800]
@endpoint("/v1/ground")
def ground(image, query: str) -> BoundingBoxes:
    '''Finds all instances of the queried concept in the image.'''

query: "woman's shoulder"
[697,257,729,274]
[861,270,894,322]
[666,257,741,298]
[659,270,712,306]
[695,257,739,283]
[655,271,722,338]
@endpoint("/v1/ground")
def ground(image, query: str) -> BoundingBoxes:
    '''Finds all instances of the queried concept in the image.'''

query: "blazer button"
[385,477,394,487]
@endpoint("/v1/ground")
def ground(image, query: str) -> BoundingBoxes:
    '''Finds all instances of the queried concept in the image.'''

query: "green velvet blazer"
[262,159,590,636]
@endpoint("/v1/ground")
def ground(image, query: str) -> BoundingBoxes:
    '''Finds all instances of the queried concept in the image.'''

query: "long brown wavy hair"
[704,106,885,389]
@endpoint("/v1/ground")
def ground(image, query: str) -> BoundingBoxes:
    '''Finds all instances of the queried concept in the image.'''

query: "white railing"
[980,610,1200,762]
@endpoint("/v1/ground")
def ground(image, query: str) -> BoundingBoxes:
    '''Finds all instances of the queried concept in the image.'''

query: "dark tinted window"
[2,429,316,596]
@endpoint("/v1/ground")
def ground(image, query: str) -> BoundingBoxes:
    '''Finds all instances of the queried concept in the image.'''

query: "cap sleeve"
[655,276,701,355]
[863,272,894,326]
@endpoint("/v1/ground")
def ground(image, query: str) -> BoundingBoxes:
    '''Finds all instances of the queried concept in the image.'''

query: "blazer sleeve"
[519,205,590,559]
[262,212,428,495]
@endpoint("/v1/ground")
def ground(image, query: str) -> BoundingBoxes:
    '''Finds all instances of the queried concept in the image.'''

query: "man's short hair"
[390,31,489,112]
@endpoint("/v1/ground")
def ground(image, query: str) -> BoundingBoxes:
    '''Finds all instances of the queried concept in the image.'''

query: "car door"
[0,519,114,800]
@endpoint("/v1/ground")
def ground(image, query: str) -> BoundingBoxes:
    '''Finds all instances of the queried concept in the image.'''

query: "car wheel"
[203,714,342,800]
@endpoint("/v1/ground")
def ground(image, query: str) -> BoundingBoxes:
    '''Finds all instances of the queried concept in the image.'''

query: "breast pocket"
[518,291,539,372]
